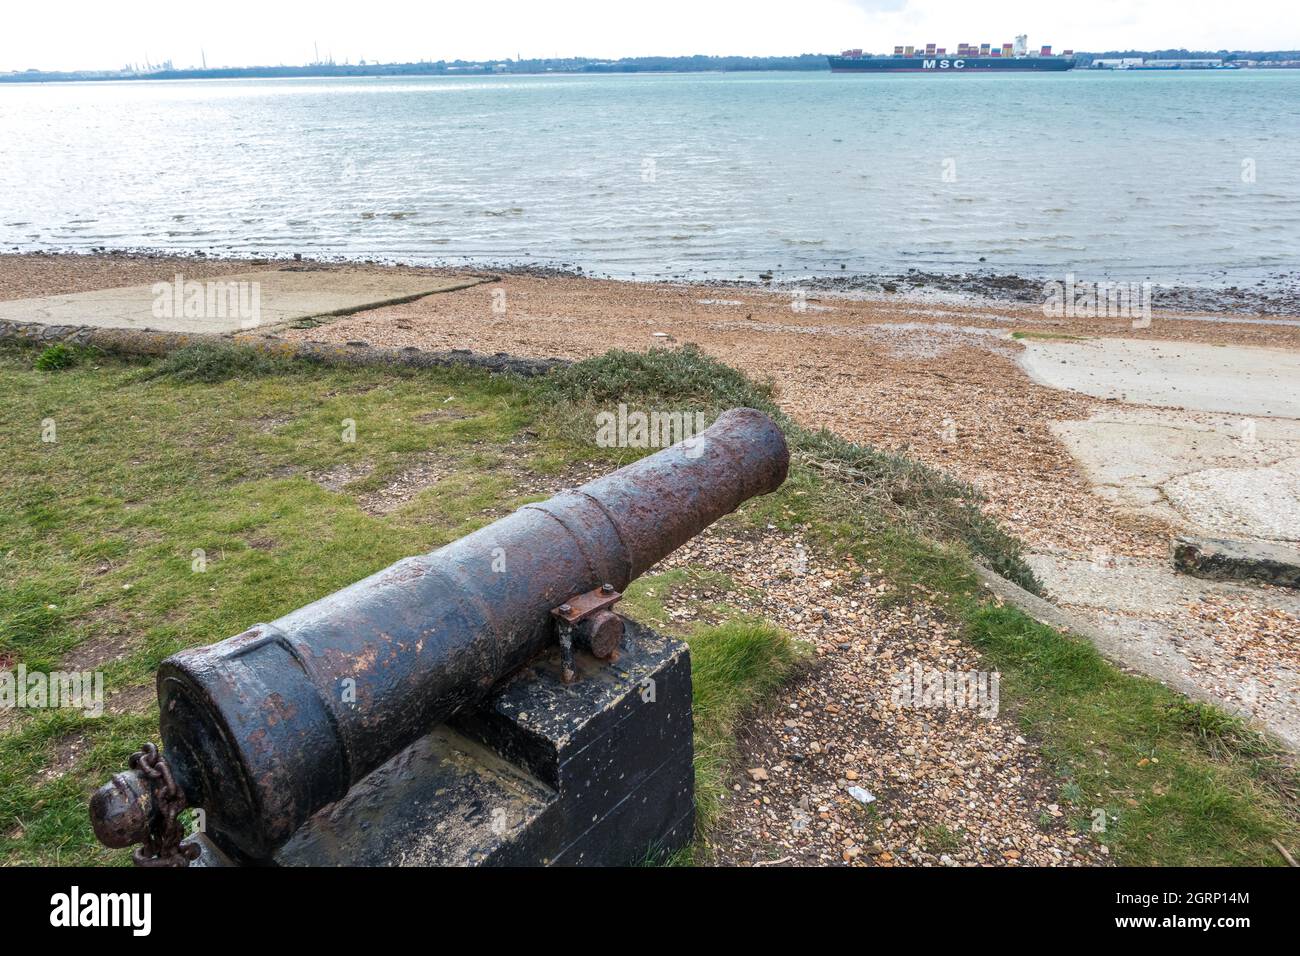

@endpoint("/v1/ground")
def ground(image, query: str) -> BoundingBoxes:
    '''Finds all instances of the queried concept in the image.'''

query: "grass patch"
[619,567,804,843]
[685,621,806,833]
[967,604,1299,866]
[135,341,307,383]
[920,824,963,854]
[620,567,748,631]
[0,342,540,863]
[34,343,99,372]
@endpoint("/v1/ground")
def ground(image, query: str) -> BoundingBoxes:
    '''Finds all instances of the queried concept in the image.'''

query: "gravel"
[653,527,1109,867]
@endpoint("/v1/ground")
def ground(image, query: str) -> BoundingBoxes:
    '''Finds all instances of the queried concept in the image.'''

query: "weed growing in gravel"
[136,342,309,383]
[34,343,98,372]
[921,824,963,853]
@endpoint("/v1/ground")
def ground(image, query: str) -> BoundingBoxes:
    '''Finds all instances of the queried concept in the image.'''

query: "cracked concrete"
[1048,407,1300,541]
[1165,457,1300,542]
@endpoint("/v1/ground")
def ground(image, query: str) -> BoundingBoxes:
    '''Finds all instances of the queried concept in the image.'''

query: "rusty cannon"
[89,407,789,866]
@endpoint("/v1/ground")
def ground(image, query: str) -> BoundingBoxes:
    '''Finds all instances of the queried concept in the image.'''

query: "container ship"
[829,35,1075,73]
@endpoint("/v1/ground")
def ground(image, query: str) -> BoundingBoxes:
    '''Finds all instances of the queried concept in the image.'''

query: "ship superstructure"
[830,35,1075,73]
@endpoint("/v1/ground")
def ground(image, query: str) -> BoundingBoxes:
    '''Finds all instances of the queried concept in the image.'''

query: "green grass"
[134,341,306,382]
[33,343,80,371]
[920,824,963,854]
[0,344,542,863]
[685,622,806,832]
[635,619,807,868]
[620,567,753,630]
[967,604,1299,866]
[619,568,806,855]
[2,339,1296,867]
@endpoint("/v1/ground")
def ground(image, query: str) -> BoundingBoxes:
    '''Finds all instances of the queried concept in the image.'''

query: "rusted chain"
[128,743,200,868]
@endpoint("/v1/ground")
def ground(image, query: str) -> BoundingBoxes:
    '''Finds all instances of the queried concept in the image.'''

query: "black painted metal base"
[189,620,694,866]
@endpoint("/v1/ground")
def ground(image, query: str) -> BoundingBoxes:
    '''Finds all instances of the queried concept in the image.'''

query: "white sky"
[1,0,1295,72]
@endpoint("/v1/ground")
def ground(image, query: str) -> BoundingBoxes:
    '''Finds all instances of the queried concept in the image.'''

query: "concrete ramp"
[1018,337,1300,419]
[0,269,483,335]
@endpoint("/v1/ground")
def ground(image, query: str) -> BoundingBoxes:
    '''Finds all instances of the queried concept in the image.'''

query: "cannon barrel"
[94,407,788,862]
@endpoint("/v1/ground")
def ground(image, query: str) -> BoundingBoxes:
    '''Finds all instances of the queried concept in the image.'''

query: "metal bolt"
[601,583,614,593]
[582,609,624,659]
[559,603,572,614]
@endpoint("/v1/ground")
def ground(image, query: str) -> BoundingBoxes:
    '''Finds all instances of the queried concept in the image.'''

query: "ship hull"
[829,55,1074,73]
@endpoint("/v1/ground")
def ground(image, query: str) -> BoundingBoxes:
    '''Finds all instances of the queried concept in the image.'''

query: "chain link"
[128,743,201,868]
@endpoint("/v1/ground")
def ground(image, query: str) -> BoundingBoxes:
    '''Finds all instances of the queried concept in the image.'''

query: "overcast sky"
[2,0,1295,72]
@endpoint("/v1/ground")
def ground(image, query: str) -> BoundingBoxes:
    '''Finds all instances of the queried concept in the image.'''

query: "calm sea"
[2,70,1298,285]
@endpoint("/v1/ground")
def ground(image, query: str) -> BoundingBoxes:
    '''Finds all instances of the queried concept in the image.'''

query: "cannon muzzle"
[91,407,788,862]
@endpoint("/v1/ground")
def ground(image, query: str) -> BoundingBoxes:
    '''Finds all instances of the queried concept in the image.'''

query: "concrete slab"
[0,270,482,334]
[1018,337,1300,418]
[1173,535,1300,588]
[1049,409,1300,537]
[1164,456,1300,542]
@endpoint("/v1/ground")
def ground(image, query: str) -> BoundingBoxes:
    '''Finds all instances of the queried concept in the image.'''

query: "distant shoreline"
[0,58,831,84]
[5,49,1299,83]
